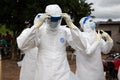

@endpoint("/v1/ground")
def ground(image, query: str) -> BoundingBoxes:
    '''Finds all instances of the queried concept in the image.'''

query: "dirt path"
[1,56,76,80]
[2,60,20,80]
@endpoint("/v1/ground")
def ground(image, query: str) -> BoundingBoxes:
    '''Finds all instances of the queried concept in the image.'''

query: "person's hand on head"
[62,13,75,29]
[34,13,50,28]
[62,13,71,22]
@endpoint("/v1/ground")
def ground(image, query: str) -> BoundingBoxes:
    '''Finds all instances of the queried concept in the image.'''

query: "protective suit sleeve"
[82,32,113,55]
[85,40,102,55]
[70,27,103,55]
[101,39,113,54]
[64,26,75,48]
[69,26,87,51]
[17,25,39,51]
[84,31,102,55]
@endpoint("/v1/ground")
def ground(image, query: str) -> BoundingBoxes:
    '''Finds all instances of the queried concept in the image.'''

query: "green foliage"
[107,18,112,22]
[0,24,13,35]
[0,0,93,34]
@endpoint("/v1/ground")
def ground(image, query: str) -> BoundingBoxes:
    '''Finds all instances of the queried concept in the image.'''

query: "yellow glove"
[101,30,113,41]
[62,13,75,29]
[34,13,49,28]
[96,30,101,41]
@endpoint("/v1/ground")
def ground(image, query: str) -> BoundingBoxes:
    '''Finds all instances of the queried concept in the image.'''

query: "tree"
[0,0,93,31]
[107,18,112,22]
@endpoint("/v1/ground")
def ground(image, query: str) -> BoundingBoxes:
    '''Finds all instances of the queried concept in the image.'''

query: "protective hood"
[79,16,96,32]
[45,4,62,17]
[34,13,43,24]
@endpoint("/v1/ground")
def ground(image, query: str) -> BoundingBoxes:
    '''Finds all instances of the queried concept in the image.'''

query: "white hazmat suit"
[17,28,38,80]
[118,67,120,80]
[17,4,83,80]
[72,16,113,80]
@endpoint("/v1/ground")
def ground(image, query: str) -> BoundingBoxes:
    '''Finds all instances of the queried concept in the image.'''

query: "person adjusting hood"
[33,4,62,32]
[17,13,45,80]
[16,4,84,80]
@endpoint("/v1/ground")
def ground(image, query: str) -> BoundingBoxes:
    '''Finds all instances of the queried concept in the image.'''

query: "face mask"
[83,23,92,32]
[90,22,96,30]
[47,16,61,28]
[49,22,59,28]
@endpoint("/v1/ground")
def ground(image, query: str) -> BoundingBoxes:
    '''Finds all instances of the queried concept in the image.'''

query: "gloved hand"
[62,13,75,29]
[96,30,101,41]
[101,30,113,41]
[34,13,49,28]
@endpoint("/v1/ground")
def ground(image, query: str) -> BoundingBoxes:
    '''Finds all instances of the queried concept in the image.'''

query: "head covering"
[79,16,96,32]
[45,4,62,17]
[34,13,43,24]
[79,16,92,28]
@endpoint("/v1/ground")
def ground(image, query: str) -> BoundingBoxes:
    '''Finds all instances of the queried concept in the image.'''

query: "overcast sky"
[86,0,120,21]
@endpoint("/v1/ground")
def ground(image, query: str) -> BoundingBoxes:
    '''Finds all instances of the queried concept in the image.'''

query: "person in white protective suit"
[16,13,46,80]
[118,67,120,80]
[71,16,113,80]
[18,47,38,80]
[16,4,85,80]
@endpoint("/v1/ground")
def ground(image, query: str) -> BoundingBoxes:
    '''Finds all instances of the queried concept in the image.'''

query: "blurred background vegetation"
[0,0,94,59]
[0,0,94,35]
[0,25,13,35]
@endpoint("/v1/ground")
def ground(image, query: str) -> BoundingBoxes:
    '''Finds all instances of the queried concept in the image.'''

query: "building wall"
[96,24,120,52]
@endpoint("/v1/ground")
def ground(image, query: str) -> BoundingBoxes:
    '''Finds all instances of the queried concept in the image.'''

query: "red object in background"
[112,59,120,71]
[5,34,11,42]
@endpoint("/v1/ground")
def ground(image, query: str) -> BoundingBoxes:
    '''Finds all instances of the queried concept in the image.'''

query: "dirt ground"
[1,55,76,80]
[2,59,20,80]
[1,51,109,80]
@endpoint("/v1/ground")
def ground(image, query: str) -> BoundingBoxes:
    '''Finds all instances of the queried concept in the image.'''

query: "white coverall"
[17,4,82,80]
[17,25,80,80]
[118,67,120,80]
[17,28,38,80]
[72,16,113,80]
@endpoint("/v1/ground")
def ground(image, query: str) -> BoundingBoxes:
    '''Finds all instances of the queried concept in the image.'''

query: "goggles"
[49,16,62,22]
